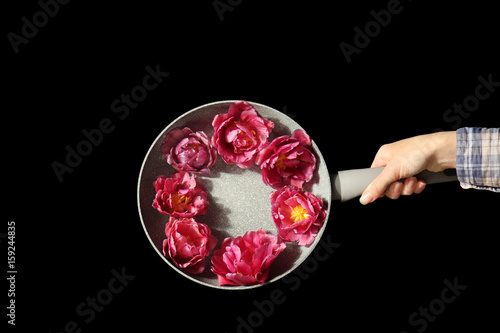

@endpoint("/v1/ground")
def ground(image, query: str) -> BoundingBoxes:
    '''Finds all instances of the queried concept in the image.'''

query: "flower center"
[276,153,288,170]
[289,205,310,223]
[186,143,199,152]
[171,193,190,212]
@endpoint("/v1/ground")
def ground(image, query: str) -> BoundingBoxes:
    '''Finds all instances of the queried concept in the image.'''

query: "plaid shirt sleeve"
[456,127,500,192]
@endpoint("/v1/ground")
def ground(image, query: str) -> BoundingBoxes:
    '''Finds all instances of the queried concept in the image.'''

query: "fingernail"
[360,191,374,205]
[416,180,426,193]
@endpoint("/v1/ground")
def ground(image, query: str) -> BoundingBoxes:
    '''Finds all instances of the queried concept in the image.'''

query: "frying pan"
[137,100,457,290]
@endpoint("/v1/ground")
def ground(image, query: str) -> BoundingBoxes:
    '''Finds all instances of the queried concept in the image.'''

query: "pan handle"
[333,167,458,202]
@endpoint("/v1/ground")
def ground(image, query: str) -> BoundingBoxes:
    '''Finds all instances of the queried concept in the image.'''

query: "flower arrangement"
[151,101,327,286]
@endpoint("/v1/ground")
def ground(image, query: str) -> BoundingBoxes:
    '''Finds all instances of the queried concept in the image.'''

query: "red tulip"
[212,101,274,169]
[152,171,209,218]
[256,129,316,189]
[161,127,217,175]
[270,185,326,247]
[163,217,217,274]
[211,229,286,286]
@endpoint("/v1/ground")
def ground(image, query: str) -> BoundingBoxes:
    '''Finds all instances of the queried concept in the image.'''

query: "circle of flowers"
[151,101,327,286]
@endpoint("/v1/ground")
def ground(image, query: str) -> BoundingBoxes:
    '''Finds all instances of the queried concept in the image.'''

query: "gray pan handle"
[332,167,458,202]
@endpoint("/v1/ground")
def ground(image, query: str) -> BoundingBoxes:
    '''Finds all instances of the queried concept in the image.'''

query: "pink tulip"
[211,229,286,286]
[161,127,217,175]
[212,101,274,169]
[152,171,209,218]
[163,217,217,274]
[270,185,326,247]
[255,129,316,189]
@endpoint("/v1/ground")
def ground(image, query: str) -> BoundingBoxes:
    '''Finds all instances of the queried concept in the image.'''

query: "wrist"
[429,131,456,171]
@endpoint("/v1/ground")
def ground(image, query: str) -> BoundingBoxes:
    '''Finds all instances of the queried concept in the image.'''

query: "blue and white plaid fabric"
[456,127,500,192]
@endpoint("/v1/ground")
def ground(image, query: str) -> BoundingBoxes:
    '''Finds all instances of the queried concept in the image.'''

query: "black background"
[4,0,499,332]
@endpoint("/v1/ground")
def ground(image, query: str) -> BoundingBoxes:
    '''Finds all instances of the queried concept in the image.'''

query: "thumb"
[359,166,399,205]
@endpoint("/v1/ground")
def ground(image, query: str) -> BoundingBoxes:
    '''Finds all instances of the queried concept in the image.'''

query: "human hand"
[360,131,457,205]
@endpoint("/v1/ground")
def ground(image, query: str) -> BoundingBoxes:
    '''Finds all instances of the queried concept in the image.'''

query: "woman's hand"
[360,131,457,205]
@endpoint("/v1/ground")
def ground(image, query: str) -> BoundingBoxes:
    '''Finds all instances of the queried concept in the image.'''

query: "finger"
[401,177,418,196]
[360,166,400,205]
[386,181,403,200]
[414,180,426,194]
